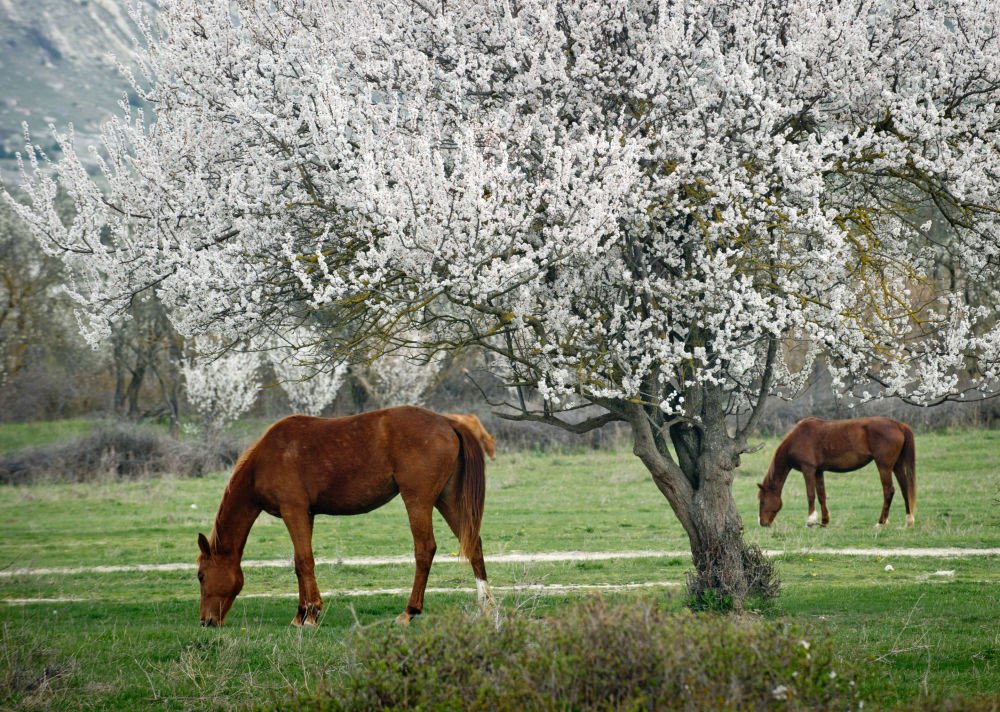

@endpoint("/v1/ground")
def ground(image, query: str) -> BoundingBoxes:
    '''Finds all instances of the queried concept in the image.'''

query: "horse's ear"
[198,533,212,557]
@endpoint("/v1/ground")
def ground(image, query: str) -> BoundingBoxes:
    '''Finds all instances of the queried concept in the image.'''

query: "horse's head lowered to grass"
[197,532,244,627]
[756,481,783,528]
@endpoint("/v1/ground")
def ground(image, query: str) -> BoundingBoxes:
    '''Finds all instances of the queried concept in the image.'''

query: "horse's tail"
[899,423,917,520]
[451,422,486,560]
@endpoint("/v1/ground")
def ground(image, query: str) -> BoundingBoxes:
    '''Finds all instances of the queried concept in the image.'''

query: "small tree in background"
[363,333,446,408]
[181,339,261,437]
[8,0,1000,606]
[264,327,348,415]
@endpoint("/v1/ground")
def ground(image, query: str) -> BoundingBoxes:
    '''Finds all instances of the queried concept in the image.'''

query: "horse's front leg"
[802,468,819,527]
[280,507,323,627]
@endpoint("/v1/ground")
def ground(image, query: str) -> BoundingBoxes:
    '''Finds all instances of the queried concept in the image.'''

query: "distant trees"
[0,198,104,420]
[0,199,66,386]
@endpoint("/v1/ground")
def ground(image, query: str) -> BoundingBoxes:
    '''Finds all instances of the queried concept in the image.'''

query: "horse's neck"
[210,465,261,558]
[765,448,792,490]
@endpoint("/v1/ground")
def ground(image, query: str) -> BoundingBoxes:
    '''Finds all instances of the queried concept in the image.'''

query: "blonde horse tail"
[452,423,486,559]
[899,424,917,523]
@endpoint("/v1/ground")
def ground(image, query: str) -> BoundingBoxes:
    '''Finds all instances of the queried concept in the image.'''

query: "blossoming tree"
[263,327,348,415]
[182,337,262,434]
[8,0,1000,604]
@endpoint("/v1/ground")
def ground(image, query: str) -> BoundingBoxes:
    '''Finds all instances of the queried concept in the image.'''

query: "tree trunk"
[627,403,777,610]
[125,363,146,419]
[684,456,764,607]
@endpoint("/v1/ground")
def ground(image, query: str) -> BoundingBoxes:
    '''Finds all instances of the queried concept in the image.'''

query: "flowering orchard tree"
[8,0,1000,603]
[264,328,347,414]
[182,338,261,433]
[365,335,446,407]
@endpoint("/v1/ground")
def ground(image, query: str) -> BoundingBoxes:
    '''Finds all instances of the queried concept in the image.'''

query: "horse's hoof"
[395,612,412,626]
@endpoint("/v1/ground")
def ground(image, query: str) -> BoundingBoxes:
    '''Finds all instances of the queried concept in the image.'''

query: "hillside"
[0,0,154,183]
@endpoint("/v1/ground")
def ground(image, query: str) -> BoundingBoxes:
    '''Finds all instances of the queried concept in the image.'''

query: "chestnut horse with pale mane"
[757,416,916,528]
[196,406,495,627]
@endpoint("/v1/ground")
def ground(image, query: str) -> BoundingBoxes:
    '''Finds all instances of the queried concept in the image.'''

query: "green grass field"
[1,426,998,709]
[0,418,96,454]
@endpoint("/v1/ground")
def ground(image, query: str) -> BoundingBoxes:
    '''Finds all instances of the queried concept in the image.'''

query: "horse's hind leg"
[876,463,895,527]
[280,507,323,627]
[815,472,830,527]
[892,460,915,528]
[397,499,436,625]
[435,494,495,616]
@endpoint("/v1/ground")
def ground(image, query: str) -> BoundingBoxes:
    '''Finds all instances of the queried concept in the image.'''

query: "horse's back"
[784,416,907,471]
[249,407,462,515]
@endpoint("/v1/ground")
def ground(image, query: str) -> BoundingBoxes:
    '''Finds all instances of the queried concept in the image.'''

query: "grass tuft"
[0,622,78,710]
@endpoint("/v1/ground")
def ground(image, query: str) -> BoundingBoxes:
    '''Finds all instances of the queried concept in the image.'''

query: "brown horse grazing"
[445,413,496,460]
[757,416,916,528]
[196,406,494,627]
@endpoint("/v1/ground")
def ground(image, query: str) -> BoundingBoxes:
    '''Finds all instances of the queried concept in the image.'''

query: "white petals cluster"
[264,327,348,415]
[7,0,1000,418]
[181,337,261,430]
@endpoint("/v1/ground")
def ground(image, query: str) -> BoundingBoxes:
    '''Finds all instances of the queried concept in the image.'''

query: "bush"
[286,598,865,712]
[0,422,245,483]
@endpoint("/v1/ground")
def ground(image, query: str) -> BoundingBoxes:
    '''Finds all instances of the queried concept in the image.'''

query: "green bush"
[285,598,865,711]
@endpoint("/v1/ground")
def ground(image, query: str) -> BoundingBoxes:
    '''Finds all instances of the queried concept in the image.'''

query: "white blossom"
[182,337,261,431]
[264,328,347,415]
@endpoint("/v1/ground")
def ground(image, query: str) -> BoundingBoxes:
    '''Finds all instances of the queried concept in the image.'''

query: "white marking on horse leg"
[476,578,495,607]
[906,514,915,527]
[476,578,501,628]
[806,511,819,527]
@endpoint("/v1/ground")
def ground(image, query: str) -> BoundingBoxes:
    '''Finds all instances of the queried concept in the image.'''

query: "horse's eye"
[198,572,205,583]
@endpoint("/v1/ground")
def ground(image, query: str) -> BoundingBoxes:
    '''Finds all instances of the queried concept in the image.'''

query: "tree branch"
[495,408,625,434]
[736,335,778,442]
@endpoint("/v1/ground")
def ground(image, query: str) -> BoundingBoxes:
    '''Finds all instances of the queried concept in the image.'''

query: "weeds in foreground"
[294,597,864,712]
[1,623,78,710]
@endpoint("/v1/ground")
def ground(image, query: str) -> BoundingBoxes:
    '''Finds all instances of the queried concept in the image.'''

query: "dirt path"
[3,547,999,579]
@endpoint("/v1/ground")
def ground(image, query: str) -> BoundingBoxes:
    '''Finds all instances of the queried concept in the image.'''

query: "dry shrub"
[0,423,244,484]
[289,597,865,712]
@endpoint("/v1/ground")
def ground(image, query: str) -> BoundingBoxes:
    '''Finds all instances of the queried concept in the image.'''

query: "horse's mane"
[208,436,261,553]
[761,440,789,490]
